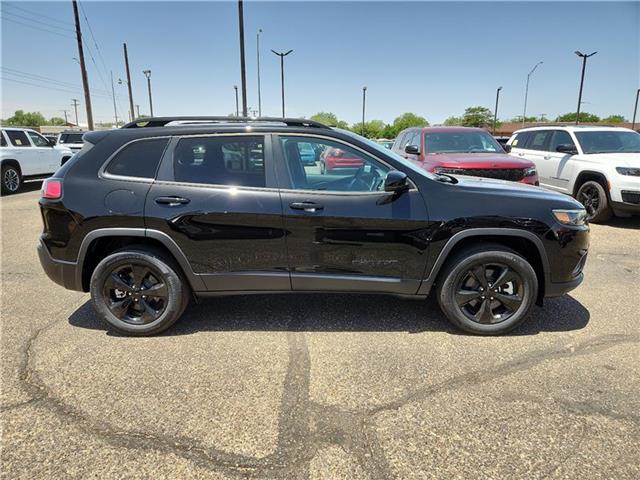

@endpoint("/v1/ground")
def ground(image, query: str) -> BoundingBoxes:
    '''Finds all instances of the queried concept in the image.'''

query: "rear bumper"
[545,273,584,297]
[37,238,82,291]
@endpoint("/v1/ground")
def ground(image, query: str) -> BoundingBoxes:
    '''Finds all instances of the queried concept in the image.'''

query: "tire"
[1,164,22,195]
[575,180,612,223]
[90,248,190,336]
[436,244,538,335]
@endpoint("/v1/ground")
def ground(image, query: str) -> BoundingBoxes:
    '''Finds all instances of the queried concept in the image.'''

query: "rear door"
[145,133,290,292]
[274,134,429,295]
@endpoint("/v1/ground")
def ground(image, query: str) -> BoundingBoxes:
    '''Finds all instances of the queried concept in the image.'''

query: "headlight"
[552,209,588,226]
[523,166,537,177]
[616,167,640,176]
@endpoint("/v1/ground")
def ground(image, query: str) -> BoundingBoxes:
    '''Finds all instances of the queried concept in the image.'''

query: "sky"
[1,1,639,126]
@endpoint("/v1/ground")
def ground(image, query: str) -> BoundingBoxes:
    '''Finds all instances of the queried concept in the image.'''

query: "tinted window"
[510,131,530,149]
[60,133,84,144]
[575,131,640,154]
[1,132,6,147]
[549,130,575,152]
[105,138,168,178]
[173,136,265,187]
[6,130,31,147]
[280,136,390,192]
[528,131,551,150]
[27,131,50,147]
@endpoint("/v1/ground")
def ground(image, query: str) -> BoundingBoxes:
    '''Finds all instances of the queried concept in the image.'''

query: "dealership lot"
[1,186,639,479]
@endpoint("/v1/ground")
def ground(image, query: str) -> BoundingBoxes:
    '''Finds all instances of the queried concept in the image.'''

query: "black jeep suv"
[38,117,589,336]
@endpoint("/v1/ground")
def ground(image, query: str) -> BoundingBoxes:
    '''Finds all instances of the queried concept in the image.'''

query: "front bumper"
[37,238,82,291]
[545,272,584,297]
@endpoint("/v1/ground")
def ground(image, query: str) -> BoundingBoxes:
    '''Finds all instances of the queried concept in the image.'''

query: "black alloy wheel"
[576,180,612,223]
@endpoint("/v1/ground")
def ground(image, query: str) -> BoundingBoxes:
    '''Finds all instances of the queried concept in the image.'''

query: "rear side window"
[1,132,6,147]
[173,135,265,188]
[528,131,551,150]
[105,138,168,179]
[6,130,31,147]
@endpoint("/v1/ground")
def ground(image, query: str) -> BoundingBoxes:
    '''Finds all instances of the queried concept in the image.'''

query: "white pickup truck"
[1,127,73,194]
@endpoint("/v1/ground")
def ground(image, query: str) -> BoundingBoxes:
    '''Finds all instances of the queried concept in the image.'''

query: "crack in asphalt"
[8,304,640,479]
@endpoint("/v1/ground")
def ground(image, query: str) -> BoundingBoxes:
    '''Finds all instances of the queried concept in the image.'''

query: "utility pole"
[493,86,502,135]
[361,86,367,136]
[256,28,262,117]
[123,43,135,121]
[61,110,68,124]
[71,99,80,126]
[522,61,543,127]
[632,88,640,130]
[234,85,239,116]
[143,70,153,116]
[237,0,248,117]
[272,49,293,118]
[574,51,597,124]
[71,0,93,130]
[136,104,140,118]
[110,71,119,126]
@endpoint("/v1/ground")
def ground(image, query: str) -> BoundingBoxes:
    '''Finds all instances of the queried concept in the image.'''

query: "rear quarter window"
[510,131,531,148]
[104,138,169,179]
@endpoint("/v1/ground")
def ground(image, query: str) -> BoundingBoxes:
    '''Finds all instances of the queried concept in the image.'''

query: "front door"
[145,133,290,292]
[274,134,430,295]
[521,130,554,188]
[26,130,59,173]
[544,130,577,192]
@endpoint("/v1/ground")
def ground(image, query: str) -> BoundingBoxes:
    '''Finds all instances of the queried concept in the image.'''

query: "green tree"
[386,113,429,138]
[351,119,386,139]
[510,115,541,123]
[310,112,349,129]
[1,110,47,127]
[555,112,601,123]
[601,114,626,124]
[47,117,66,126]
[443,116,463,126]
[460,106,494,128]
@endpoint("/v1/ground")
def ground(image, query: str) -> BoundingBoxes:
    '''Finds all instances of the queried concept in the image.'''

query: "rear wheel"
[90,249,189,336]
[1,164,21,195]
[436,245,538,335]
[576,180,612,223]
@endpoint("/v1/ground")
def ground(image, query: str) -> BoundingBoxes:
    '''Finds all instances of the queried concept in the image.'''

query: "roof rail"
[121,116,330,129]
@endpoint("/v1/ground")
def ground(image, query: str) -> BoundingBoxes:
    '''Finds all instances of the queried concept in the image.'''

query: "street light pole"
[574,51,597,125]
[361,86,367,136]
[110,71,119,126]
[234,85,239,116]
[71,99,79,126]
[632,88,640,130]
[143,69,153,117]
[256,29,262,117]
[523,61,543,127]
[237,0,248,117]
[271,49,293,118]
[493,86,502,135]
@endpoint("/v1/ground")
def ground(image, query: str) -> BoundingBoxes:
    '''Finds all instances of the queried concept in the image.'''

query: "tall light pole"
[135,104,140,118]
[143,69,153,117]
[271,49,293,118]
[60,109,68,124]
[523,61,543,127]
[574,51,597,124]
[234,85,239,116]
[632,88,640,130]
[493,86,502,134]
[237,0,248,117]
[361,86,367,136]
[110,71,119,126]
[123,43,135,122]
[71,99,79,126]
[256,28,263,117]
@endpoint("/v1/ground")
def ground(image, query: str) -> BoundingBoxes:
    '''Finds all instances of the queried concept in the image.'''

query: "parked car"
[319,146,365,173]
[56,130,85,153]
[377,139,395,149]
[392,127,539,185]
[1,127,73,194]
[38,116,588,336]
[508,125,640,222]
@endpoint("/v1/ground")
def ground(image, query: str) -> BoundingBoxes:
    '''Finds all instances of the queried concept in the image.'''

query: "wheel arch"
[1,158,22,174]
[573,170,610,198]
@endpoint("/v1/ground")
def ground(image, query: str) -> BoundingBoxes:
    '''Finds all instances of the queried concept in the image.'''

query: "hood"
[427,152,534,169]
[580,152,640,168]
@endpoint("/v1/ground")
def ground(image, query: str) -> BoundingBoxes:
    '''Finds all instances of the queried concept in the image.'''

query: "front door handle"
[544,155,551,160]
[289,201,324,212]
[155,196,190,206]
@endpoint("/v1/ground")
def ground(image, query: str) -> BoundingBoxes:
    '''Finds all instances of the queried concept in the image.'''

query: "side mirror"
[556,144,577,155]
[404,144,420,155]
[502,144,512,153]
[384,170,409,193]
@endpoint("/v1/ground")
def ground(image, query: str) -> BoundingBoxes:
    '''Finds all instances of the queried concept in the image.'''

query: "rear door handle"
[155,196,190,206]
[289,201,324,212]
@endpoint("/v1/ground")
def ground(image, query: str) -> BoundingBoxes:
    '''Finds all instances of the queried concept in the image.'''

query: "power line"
[2,11,75,33]
[2,3,74,26]
[0,16,75,39]
[1,76,118,100]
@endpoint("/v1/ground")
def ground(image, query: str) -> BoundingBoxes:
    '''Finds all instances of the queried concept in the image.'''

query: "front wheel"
[436,246,538,335]
[576,180,612,223]
[90,249,190,336]
[1,164,22,195]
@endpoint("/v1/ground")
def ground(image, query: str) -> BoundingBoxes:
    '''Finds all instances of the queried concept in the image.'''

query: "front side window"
[6,130,31,147]
[549,130,575,152]
[575,131,640,154]
[425,131,502,154]
[408,131,421,148]
[280,136,390,192]
[27,131,51,147]
[173,135,265,187]
[105,138,169,179]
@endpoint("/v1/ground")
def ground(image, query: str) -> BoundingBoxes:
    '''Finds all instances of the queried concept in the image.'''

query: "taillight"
[42,178,62,199]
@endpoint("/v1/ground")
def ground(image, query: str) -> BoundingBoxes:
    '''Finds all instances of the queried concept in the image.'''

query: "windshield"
[425,131,503,154]
[575,131,640,154]
[335,128,437,179]
[59,133,84,144]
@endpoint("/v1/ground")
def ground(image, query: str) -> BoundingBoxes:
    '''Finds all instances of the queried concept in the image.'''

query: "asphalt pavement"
[1,184,639,479]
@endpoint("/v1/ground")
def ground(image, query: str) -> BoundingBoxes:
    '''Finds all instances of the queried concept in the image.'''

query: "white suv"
[1,127,73,195]
[508,126,640,222]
